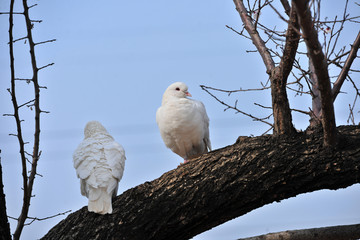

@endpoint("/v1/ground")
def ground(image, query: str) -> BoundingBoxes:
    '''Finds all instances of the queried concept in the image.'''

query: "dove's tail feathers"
[87,187,113,214]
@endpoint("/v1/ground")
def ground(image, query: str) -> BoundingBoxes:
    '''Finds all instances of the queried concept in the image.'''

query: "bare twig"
[18,99,35,109]
[200,85,273,127]
[24,210,72,226]
[35,39,56,46]
[38,62,54,71]
[201,85,270,96]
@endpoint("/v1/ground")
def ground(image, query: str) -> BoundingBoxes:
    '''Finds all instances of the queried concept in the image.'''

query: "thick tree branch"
[233,0,275,74]
[42,125,360,240]
[238,223,360,240]
[270,4,300,135]
[294,0,337,147]
[332,31,360,101]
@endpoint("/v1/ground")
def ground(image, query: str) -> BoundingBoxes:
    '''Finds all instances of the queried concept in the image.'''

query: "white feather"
[73,121,126,214]
[156,82,211,160]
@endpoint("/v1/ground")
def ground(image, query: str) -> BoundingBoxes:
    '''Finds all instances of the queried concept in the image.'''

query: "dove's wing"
[103,141,126,195]
[192,99,211,152]
[73,138,100,184]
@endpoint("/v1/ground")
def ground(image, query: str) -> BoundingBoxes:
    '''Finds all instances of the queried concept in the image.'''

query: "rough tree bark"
[42,125,360,240]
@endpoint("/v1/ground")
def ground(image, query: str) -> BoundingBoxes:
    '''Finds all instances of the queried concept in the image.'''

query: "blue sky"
[0,0,359,239]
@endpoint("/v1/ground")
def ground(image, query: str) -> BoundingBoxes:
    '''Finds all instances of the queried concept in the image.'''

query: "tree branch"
[269,3,300,135]
[12,0,43,239]
[233,0,275,74]
[294,0,337,147]
[8,2,31,239]
[332,31,360,101]
[237,223,360,240]
[280,0,291,16]
[200,85,273,127]
[42,125,360,240]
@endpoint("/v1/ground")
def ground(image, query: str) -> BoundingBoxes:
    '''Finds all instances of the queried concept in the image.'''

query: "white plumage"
[156,82,211,163]
[73,121,126,214]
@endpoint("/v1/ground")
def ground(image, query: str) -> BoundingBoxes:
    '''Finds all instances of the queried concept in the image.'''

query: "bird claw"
[178,159,189,166]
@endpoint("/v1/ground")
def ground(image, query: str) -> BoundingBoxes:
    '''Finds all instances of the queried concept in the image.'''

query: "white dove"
[73,121,126,214]
[156,82,211,163]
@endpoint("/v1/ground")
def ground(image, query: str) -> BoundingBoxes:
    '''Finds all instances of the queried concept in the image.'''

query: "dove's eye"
[175,87,180,91]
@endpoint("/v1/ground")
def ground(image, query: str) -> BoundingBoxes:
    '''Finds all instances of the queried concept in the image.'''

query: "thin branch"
[347,103,355,125]
[327,49,351,65]
[30,19,42,23]
[254,102,272,109]
[28,3,37,9]
[38,62,54,71]
[0,11,22,15]
[18,99,35,109]
[225,25,248,38]
[332,31,360,101]
[201,85,270,96]
[24,210,71,226]
[9,36,27,44]
[15,78,32,83]
[34,39,56,46]
[200,85,273,127]
[291,108,310,115]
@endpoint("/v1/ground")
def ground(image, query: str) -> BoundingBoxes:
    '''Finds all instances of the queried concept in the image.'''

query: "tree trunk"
[42,125,360,240]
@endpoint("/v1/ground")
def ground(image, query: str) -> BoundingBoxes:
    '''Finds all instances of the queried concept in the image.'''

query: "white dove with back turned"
[73,121,126,214]
[156,82,211,163]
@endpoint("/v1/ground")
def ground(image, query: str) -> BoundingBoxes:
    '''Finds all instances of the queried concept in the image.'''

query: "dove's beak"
[186,91,192,97]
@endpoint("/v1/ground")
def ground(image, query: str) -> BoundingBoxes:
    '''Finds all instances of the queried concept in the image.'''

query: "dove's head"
[84,121,108,138]
[162,82,192,104]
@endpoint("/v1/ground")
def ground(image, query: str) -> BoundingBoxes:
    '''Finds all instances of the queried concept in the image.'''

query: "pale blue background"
[0,1,359,239]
